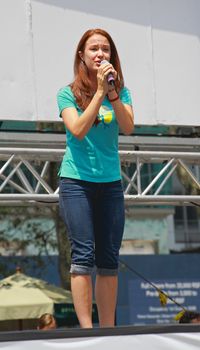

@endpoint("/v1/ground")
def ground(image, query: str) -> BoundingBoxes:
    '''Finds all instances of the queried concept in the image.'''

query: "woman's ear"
[78,51,84,63]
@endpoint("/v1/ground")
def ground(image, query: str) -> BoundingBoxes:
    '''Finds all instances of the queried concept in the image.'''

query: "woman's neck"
[88,72,97,92]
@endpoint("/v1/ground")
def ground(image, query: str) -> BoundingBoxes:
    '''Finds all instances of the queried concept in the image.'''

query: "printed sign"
[129,279,200,324]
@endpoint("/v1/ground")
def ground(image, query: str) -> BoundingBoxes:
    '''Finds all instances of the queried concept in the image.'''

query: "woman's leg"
[71,274,93,328]
[95,275,118,327]
[59,178,95,328]
[94,181,125,327]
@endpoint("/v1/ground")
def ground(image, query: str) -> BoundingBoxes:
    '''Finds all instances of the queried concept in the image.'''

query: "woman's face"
[80,34,111,74]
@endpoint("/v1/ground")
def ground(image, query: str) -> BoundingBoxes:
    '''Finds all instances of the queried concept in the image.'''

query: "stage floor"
[0,324,200,349]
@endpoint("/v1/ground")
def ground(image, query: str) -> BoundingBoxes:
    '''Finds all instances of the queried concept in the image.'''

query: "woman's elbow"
[123,128,134,136]
[72,129,85,140]
[73,132,84,140]
[122,112,134,135]
[122,123,134,135]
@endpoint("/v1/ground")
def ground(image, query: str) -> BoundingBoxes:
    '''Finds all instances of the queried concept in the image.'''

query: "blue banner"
[129,279,200,324]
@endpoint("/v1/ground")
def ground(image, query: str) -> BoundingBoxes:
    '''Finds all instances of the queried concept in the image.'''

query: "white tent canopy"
[0,270,72,321]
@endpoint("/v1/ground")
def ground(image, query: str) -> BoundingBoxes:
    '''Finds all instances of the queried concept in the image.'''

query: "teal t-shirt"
[57,85,132,182]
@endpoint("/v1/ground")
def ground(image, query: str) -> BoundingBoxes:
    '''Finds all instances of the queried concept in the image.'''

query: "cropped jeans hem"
[70,264,93,275]
[96,267,118,276]
[70,264,118,276]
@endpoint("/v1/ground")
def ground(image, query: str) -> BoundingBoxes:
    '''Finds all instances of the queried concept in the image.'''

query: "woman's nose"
[97,49,104,57]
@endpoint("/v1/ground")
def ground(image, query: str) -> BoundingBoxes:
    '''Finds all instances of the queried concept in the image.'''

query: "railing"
[0,147,200,206]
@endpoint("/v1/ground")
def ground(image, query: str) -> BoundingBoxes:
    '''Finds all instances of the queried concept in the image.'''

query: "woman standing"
[57,28,134,328]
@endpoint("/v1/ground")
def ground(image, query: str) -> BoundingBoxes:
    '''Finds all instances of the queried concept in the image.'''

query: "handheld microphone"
[101,60,115,86]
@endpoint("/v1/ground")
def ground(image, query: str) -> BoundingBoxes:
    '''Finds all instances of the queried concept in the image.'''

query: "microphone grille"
[101,60,109,65]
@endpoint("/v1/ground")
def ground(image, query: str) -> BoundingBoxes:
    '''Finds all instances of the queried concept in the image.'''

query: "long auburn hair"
[70,28,124,110]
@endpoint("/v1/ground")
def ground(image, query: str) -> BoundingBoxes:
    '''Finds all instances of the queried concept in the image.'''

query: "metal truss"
[0,147,200,206]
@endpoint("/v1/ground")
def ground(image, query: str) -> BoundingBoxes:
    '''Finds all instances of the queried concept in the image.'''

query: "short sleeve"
[57,86,76,117]
[120,87,133,106]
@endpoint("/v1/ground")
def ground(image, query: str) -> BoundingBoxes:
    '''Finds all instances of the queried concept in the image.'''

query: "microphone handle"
[107,73,115,86]
[101,60,115,86]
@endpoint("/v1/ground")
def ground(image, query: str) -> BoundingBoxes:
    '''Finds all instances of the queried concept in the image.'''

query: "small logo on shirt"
[94,106,113,127]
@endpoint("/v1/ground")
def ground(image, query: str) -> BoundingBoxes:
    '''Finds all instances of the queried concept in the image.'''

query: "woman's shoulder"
[57,85,76,105]
[120,86,132,102]
[120,86,130,94]
[57,84,76,111]
[57,85,73,97]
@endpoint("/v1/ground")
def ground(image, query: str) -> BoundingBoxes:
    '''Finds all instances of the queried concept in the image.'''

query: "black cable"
[119,258,186,311]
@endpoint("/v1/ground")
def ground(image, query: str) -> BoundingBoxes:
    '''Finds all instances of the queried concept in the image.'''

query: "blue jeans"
[59,178,125,276]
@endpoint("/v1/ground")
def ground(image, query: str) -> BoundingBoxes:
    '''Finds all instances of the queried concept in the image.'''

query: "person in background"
[57,28,134,328]
[179,311,200,324]
[37,313,57,330]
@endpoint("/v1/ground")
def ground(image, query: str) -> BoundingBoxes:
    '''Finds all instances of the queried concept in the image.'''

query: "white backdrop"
[0,0,200,125]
